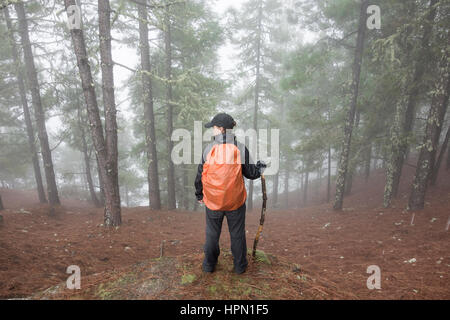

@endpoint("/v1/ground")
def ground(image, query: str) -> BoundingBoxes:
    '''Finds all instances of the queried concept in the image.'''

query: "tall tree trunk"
[96,154,105,205]
[15,2,60,206]
[429,77,450,186]
[284,164,289,208]
[327,144,331,202]
[98,0,122,225]
[248,0,263,212]
[364,142,372,182]
[345,109,361,197]
[408,56,449,211]
[0,194,4,211]
[333,0,368,210]
[303,170,309,206]
[77,101,101,207]
[431,125,450,184]
[138,0,161,210]
[447,136,450,170]
[344,169,354,196]
[164,3,176,210]
[4,7,46,204]
[384,0,437,207]
[65,0,121,226]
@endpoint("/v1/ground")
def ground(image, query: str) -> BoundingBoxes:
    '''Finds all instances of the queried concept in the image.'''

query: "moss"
[251,249,271,265]
[181,274,196,285]
[95,272,137,299]
[207,285,217,294]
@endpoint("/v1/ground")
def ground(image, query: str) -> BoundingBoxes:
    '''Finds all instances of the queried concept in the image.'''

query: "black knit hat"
[204,113,236,129]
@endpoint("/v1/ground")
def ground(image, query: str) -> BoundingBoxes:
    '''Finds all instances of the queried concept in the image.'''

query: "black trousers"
[203,203,247,273]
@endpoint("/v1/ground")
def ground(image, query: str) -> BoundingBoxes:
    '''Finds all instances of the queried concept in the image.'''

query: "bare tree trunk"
[447,139,450,170]
[15,2,60,206]
[431,125,450,183]
[0,194,4,211]
[97,0,122,225]
[284,164,289,208]
[4,7,47,204]
[77,101,101,207]
[345,110,361,197]
[164,4,176,210]
[364,143,372,182]
[384,0,437,207]
[303,170,309,206]
[333,0,368,210]
[327,145,331,202]
[408,56,449,210]
[138,0,161,210]
[344,170,354,196]
[65,0,121,226]
[96,154,105,205]
[429,95,450,185]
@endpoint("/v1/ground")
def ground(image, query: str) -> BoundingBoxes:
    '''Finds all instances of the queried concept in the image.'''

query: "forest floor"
[0,165,449,299]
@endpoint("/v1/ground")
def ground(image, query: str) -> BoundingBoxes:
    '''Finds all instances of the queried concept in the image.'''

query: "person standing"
[194,113,266,274]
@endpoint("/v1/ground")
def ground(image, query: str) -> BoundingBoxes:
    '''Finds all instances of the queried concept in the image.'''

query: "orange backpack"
[201,142,246,211]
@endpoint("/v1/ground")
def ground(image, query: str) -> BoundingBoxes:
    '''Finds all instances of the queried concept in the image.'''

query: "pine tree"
[15,1,60,206]
[64,0,121,226]
[137,0,161,210]
[333,0,368,210]
[408,47,449,210]
[3,7,47,204]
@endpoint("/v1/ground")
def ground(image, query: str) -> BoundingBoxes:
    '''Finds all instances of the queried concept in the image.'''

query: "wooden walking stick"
[252,174,267,258]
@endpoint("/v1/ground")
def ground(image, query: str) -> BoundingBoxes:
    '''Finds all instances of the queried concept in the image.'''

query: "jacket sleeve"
[194,154,205,200]
[242,146,261,180]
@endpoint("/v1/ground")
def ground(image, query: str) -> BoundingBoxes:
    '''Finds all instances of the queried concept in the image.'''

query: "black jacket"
[194,133,261,201]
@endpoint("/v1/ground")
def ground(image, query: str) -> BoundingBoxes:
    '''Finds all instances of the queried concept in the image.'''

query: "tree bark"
[333,0,368,210]
[447,134,450,170]
[96,154,105,205]
[430,124,449,181]
[364,142,372,182]
[97,0,122,225]
[429,93,450,184]
[77,101,101,207]
[408,55,449,211]
[64,0,121,226]
[15,2,60,205]
[327,144,331,202]
[303,170,309,206]
[138,0,161,210]
[384,0,437,207]
[0,194,4,211]
[284,164,289,208]
[4,7,47,204]
[164,3,176,210]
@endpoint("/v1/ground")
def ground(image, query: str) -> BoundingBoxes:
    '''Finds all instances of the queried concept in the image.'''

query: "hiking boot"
[202,265,215,273]
[233,266,247,275]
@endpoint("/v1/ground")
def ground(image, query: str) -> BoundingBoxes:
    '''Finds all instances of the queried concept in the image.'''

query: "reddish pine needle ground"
[0,165,449,299]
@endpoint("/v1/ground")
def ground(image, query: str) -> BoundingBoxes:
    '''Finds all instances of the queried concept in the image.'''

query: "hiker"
[194,113,266,274]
